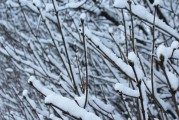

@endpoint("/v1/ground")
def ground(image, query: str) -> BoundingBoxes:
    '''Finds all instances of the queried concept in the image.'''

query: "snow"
[173,50,179,59]
[66,0,86,8]
[27,77,101,119]
[50,114,62,120]
[80,13,86,21]
[146,80,152,92]
[28,76,54,96]
[1,0,179,119]
[5,68,13,72]
[28,76,36,84]
[108,27,113,34]
[75,95,85,107]
[22,89,28,97]
[166,70,178,90]
[132,5,147,19]
[6,0,19,7]
[114,83,139,97]
[128,52,139,65]
[45,94,101,120]
[33,0,42,8]
[0,92,16,103]
[27,96,37,109]
[128,52,144,80]
[57,0,86,11]
[135,67,144,80]
[157,42,179,64]
[113,1,179,39]
[22,89,37,109]
[45,3,54,12]
[156,44,168,63]
[0,47,9,56]
[19,0,29,6]
[113,0,128,9]
[171,41,179,49]
[19,0,26,3]
[153,0,161,6]
[141,82,149,120]
[91,96,115,113]
[84,27,135,80]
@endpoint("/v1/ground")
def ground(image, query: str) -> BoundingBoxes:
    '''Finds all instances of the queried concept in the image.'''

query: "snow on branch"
[28,76,54,96]
[57,0,87,11]
[45,94,101,120]
[114,83,139,98]
[113,0,179,40]
[84,27,135,80]
[28,76,101,120]
[157,41,179,64]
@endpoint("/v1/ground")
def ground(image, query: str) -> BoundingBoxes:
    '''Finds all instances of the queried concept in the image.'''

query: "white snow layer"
[113,0,128,9]
[5,68,13,72]
[28,76,54,96]
[114,83,139,97]
[128,52,139,65]
[171,41,179,49]
[166,70,178,90]
[22,89,28,97]
[113,0,179,40]
[50,114,62,120]
[91,96,115,113]
[80,13,86,20]
[75,95,85,107]
[45,3,54,12]
[108,27,113,34]
[33,0,42,8]
[45,94,101,120]
[157,41,179,64]
[84,27,135,80]
[128,52,144,80]
[153,0,161,6]
[28,76,101,120]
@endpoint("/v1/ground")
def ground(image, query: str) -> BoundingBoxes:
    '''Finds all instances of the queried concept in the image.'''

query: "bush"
[0,0,179,119]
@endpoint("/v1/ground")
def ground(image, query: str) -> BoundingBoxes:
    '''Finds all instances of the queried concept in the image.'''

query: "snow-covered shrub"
[0,0,179,119]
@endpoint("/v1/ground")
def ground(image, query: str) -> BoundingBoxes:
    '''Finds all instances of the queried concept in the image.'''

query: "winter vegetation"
[0,0,179,119]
